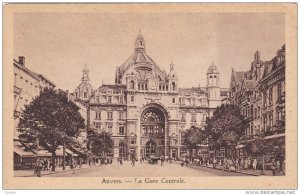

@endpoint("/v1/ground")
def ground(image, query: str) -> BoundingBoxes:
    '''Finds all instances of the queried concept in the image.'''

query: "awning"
[36,150,52,157]
[197,144,208,147]
[235,144,245,149]
[14,141,36,158]
[264,133,285,140]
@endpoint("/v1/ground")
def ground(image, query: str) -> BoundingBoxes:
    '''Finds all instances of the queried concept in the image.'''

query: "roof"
[98,84,126,93]
[207,63,219,74]
[244,80,258,91]
[235,72,245,83]
[178,87,206,95]
[75,81,93,91]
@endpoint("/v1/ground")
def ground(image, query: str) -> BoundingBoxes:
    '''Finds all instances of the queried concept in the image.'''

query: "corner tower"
[206,62,221,108]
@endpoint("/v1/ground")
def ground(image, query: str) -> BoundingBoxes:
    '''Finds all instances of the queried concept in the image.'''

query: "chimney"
[19,56,25,66]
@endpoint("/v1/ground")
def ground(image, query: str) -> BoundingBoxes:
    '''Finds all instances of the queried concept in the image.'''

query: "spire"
[170,58,174,71]
[134,30,145,51]
[207,62,219,74]
[82,64,90,82]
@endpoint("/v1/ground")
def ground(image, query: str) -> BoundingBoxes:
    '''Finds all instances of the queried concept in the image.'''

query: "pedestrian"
[131,157,135,167]
[282,160,286,175]
[223,158,227,171]
[213,157,217,168]
[181,160,184,167]
[34,158,43,177]
[140,158,143,164]
[160,155,164,166]
[253,158,257,170]
[271,159,276,176]
[276,160,281,173]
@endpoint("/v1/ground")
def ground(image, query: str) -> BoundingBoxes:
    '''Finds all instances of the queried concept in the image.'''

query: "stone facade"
[72,33,228,160]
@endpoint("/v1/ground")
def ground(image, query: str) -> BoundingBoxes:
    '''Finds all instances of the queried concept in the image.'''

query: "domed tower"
[206,62,221,108]
[168,59,178,92]
[74,65,93,101]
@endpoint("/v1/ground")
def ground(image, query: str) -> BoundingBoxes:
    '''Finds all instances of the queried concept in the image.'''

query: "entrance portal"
[145,140,156,158]
[141,106,166,159]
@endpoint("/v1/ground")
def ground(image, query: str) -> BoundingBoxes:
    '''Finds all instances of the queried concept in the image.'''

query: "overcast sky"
[14,12,285,91]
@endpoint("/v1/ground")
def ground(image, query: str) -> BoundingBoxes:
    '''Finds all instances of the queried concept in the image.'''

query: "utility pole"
[63,139,66,170]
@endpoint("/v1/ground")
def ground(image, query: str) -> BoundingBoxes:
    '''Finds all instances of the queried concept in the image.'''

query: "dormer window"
[129,80,135,90]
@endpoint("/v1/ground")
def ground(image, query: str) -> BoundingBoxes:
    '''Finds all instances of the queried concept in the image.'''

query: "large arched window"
[119,142,125,159]
[141,108,165,135]
[129,80,135,90]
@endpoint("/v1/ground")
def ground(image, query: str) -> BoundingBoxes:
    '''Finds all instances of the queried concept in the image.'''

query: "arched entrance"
[140,106,167,159]
[145,140,156,158]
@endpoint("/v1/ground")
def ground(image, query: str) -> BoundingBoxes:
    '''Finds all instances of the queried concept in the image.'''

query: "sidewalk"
[14,164,91,177]
[175,161,285,176]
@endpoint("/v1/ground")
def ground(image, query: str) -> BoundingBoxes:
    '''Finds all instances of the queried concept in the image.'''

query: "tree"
[206,104,247,155]
[87,129,114,158]
[184,126,206,159]
[18,88,85,171]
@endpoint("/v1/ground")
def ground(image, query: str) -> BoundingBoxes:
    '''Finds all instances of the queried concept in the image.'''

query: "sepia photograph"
[3,3,297,189]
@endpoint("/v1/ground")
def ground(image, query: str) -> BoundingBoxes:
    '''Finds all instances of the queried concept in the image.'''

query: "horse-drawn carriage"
[148,155,160,164]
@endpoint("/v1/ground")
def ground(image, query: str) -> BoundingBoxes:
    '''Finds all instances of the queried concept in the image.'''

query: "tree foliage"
[206,104,247,149]
[87,129,114,157]
[18,88,85,170]
[184,126,206,150]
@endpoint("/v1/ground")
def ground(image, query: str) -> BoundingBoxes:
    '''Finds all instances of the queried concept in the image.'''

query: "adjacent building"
[229,45,285,158]
[72,32,228,160]
[13,56,56,169]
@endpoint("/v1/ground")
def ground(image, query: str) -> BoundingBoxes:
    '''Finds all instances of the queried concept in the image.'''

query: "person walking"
[140,158,143,164]
[222,158,227,171]
[34,158,43,177]
[282,160,286,175]
[131,157,135,167]
[253,158,257,170]
[160,155,165,166]
[271,159,276,176]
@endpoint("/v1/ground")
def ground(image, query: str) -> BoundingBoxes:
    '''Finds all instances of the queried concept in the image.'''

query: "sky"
[14,12,285,91]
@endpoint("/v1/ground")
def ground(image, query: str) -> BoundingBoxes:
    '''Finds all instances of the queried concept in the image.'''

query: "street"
[43,161,247,177]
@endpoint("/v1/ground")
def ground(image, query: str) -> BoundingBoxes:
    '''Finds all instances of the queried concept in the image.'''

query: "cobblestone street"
[36,161,247,177]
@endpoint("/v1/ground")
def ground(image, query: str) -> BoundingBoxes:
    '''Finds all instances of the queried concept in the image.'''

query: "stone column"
[164,120,168,157]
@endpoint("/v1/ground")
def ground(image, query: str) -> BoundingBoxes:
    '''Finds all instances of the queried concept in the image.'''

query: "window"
[107,112,113,120]
[84,91,87,98]
[119,142,125,159]
[129,80,134,90]
[131,96,134,102]
[172,82,176,91]
[258,106,261,118]
[14,73,17,85]
[251,105,254,116]
[254,108,257,119]
[119,126,125,135]
[95,111,101,119]
[107,96,112,103]
[181,132,186,145]
[264,115,267,131]
[277,83,282,101]
[192,98,195,106]
[96,96,100,103]
[172,98,175,104]
[130,137,136,145]
[107,125,113,134]
[202,114,207,122]
[181,113,186,122]
[119,111,124,120]
[263,93,267,107]
[191,114,197,123]
[269,113,273,130]
[94,122,101,129]
[269,87,273,105]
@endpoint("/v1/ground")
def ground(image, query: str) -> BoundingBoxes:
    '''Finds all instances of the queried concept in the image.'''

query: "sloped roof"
[207,63,219,74]
[178,87,206,95]
[98,84,126,93]
[235,72,245,83]
[244,80,258,91]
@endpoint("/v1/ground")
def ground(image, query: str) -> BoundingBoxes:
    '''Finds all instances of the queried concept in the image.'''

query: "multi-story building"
[72,32,228,160]
[229,45,285,158]
[13,56,56,169]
